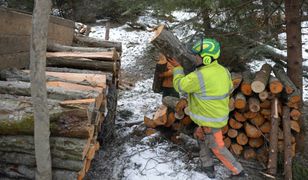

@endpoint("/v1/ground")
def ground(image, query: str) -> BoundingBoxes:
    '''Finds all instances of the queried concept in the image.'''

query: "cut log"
[224,137,232,149]
[175,98,188,117]
[229,97,235,111]
[222,125,229,135]
[46,51,118,61]
[144,116,157,128]
[240,71,254,96]
[259,90,269,101]
[249,137,264,148]
[260,121,271,133]
[234,111,247,122]
[47,81,103,92]
[243,111,258,119]
[244,122,262,138]
[231,72,243,90]
[46,56,119,73]
[74,35,122,52]
[260,99,271,109]
[150,25,196,74]
[250,113,265,126]
[248,97,260,112]
[256,145,269,165]
[165,112,176,127]
[162,96,180,110]
[272,64,297,94]
[0,80,99,101]
[60,99,95,107]
[269,75,283,94]
[152,54,167,93]
[153,105,168,126]
[244,148,257,160]
[251,63,272,93]
[290,109,301,120]
[230,143,243,156]
[290,120,300,133]
[227,128,238,138]
[229,118,243,129]
[181,116,192,126]
[0,136,91,161]
[260,109,271,116]
[47,42,113,52]
[171,122,181,131]
[234,92,246,109]
[0,151,85,171]
[236,133,248,145]
[145,128,157,136]
[268,98,279,175]
[0,95,93,138]
[282,106,292,180]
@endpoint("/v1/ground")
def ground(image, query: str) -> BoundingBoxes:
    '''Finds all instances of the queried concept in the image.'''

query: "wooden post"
[268,98,279,175]
[105,21,110,40]
[282,106,292,180]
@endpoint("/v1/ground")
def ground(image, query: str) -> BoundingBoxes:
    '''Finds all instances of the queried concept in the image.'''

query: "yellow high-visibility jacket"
[173,61,233,128]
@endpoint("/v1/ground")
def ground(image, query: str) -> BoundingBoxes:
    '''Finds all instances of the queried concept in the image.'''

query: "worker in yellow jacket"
[168,38,245,179]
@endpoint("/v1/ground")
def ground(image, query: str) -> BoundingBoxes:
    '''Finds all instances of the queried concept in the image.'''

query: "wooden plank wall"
[0,7,74,70]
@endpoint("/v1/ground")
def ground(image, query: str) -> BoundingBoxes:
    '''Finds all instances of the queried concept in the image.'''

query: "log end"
[251,81,265,93]
[150,25,165,42]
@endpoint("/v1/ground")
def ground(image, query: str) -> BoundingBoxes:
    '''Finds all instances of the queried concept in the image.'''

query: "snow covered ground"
[87,11,308,180]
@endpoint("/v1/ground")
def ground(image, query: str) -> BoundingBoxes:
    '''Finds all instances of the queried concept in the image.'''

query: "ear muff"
[202,56,212,65]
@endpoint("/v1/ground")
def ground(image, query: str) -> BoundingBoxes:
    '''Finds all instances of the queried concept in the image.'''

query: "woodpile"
[0,37,121,179]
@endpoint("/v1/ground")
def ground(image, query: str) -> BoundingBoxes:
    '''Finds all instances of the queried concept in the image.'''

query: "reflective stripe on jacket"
[173,61,233,128]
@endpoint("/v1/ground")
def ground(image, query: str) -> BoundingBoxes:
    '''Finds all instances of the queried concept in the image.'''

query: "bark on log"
[0,136,91,161]
[162,96,180,110]
[153,54,167,93]
[240,71,254,96]
[0,151,85,171]
[0,95,93,138]
[273,64,299,95]
[268,98,279,175]
[234,92,246,109]
[269,75,283,94]
[244,122,262,138]
[244,148,257,160]
[282,106,292,180]
[248,97,260,112]
[47,42,113,52]
[0,81,99,100]
[150,25,196,74]
[231,72,243,90]
[74,35,122,52]
[47,56,119,73]
[236,132,248,145]
[251,64,272,93]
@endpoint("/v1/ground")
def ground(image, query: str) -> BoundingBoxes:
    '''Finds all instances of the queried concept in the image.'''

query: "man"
[168,38,245,178]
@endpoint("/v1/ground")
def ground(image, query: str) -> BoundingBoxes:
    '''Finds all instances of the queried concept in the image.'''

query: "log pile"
[0,36,121,179]
[146,63,301,178]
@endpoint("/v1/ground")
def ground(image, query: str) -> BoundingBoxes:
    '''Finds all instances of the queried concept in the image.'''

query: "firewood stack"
[0,37,121,179]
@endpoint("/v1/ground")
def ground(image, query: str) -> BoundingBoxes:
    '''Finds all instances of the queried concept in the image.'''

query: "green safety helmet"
[191,38,221,65]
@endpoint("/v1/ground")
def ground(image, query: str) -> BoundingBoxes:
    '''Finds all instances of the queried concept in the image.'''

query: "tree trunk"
[150,25,196,74]
[268,98,279,175]
[251,63,272,93]
[30,0,52,178]
[282,106,292,180]
[74,35,122,53]
[47,42,113,52]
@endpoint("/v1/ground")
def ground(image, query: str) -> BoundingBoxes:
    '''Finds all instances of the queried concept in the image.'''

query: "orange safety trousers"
[196,127,243,175]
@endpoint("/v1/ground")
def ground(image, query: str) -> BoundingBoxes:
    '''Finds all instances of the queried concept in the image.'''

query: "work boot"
[229,170,248,180]
[202,166,215,178]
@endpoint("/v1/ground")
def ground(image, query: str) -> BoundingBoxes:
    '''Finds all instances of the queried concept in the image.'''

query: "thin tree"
[30,0,52,179]
[285,0,304,152]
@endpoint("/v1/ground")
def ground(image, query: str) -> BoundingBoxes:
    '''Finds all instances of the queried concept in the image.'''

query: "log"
[162,96,180,110]
[260,109,271,116]
[165,112,176,127]
[290,109,301,120]
[0,81,99,100]
[234,92,246,109]
[268,98,279,175]
[0,151,85,171]
[260,121,271,133]
[248,97,260,112]
[244,111,258,119]
[0,163,81,180]
[229,97,235,111]
[282,106,292,180]
[229,118,243,129]
[150,25,196,74]
[145,128,157,136]
[0,95,93,138]
[60,99,95,109]
[171,122,181,131]
[46,56,119,73]
[227,128,238,138]
[230,143,243,156]
[181,116,192,126]
[290,120,300,133]
[250,113,265,126]
[251,63,272,93]
[234,111,247,122]
[240,71,254,96]
[236,132,248,145]
[144,116,156,128]
[0,136,91,161]
[175,98,188,116]
[231,72,243,90]
[47,81,103,92]
[259,90,269,101]
[272,64,297,94]
[260,99,271,109]
[222,125,229,135]
[47,42,113,52]
[244,148,257,160]
[249,137,264,148]
[224,137,232,149]
[244,122,262,138]
[153,105,168,126]
[152,54,167,93]
[269,75,283,94]
[46,51,118,61]
[74,35,122,53]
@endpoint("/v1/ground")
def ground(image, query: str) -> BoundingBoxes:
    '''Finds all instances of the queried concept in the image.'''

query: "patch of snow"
[171,11,197,22]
